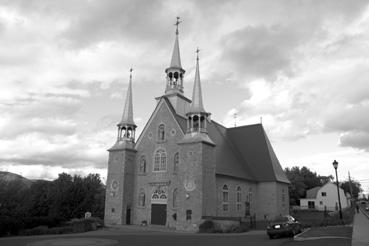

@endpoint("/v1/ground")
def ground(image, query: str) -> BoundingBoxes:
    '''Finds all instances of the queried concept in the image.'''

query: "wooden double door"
[151,204,167,225]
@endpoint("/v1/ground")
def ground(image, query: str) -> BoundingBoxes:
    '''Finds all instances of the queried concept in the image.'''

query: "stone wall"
[215,175,257,218]
[104,148,136,226]
[132,99,185,228]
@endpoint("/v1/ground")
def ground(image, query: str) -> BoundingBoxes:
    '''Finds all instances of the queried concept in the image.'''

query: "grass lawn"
[291,207,354,227]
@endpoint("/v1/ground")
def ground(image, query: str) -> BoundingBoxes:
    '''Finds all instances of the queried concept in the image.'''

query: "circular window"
[148,132,153,139]
[111,180,119,190]
[171,129,176,136]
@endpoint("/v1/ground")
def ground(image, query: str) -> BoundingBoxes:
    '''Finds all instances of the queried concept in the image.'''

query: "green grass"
[291,206,355,227]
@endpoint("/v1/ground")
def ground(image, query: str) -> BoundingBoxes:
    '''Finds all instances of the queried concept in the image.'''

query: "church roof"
[227,125,290,183]
[170,101,288,183]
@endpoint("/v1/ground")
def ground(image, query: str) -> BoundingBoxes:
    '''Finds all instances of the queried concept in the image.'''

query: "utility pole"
[348,172,354,198]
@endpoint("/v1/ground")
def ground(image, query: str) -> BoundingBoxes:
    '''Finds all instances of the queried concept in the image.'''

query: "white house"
[300,182,349,211]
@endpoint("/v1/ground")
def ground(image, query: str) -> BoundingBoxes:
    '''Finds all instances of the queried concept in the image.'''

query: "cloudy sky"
[1,0,369,194]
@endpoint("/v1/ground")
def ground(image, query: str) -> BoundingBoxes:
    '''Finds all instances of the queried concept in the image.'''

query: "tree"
[340,180,362,199]
[284,166,334,205]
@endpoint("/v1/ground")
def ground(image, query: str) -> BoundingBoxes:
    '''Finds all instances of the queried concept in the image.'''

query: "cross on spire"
[174,16,182,35]
[129,67,133,79]
[196,47,200,60]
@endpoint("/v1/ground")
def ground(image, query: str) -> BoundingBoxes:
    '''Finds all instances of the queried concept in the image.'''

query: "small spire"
[169,17,182,68]
[189,48,206,113]
[119,68,135,126]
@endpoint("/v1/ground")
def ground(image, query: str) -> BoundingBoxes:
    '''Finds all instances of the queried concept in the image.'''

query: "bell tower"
[177,50,216,231]
[104,68,137,226]
[165,17,186,95]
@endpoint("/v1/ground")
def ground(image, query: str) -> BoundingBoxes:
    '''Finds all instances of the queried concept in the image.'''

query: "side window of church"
[154,149,167,172]
[173,188,178,208]
[222,184,229,212]
[139,156,146,173]
[173,152,179,173]
[236,186,242,211]
[186,210,192,220]
[158,124,165,141]
[138,189,145,207]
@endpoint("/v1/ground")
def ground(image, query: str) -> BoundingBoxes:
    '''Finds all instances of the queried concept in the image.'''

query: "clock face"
[111,180,119,190]
[184,179,196,192]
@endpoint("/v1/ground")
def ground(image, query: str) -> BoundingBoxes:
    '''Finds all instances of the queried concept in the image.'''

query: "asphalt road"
[0,231,351,246]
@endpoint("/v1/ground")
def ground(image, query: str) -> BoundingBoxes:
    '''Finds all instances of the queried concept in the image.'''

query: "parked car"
[365,206,369,211]
[266,215,302,239]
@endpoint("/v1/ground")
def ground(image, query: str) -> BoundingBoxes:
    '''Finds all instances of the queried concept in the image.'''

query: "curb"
[294,226,352,241]
[294,235,352,241]
[293,228,310,241]
[360,207,369,220]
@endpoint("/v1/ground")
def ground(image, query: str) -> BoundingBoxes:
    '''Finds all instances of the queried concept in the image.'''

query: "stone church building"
[104,21,290,231]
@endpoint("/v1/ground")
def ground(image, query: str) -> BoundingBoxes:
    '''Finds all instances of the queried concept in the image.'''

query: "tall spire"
[119,68,135,126]
[170,17,182,68]
[165,17,185,95]
[189,48,206,113]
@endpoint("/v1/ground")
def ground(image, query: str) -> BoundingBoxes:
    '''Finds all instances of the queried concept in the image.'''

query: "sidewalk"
[351,209,369,246]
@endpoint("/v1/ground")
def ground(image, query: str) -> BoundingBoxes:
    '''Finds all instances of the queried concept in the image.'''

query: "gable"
[136,97,185,148]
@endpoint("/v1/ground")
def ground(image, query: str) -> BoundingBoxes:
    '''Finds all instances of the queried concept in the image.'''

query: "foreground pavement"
[352,207,369,246]
[0,223,353,246]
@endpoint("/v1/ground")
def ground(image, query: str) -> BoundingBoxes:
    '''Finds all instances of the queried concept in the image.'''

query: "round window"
[111,180,119,190]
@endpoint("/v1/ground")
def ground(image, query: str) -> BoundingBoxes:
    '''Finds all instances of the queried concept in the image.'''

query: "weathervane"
[175,16,182,35]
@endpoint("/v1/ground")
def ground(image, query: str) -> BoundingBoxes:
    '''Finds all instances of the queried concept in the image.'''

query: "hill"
[0,171,33,187]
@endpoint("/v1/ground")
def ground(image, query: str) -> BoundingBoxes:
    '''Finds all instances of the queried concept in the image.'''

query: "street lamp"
[332,160,343,221]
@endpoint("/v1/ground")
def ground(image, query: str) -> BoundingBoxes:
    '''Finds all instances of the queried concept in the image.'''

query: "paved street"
[0,230,351,246]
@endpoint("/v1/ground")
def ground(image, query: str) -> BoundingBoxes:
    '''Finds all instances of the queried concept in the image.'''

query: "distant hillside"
[0,171,33,187]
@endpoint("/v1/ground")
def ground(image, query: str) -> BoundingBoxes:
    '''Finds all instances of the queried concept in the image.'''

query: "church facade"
[104,20,290,231]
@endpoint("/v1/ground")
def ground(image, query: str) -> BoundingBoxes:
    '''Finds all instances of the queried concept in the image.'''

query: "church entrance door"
[151,204,166,225]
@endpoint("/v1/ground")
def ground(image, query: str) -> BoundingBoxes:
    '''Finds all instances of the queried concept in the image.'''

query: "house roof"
[305,182,347,199]
[306,186,321,199]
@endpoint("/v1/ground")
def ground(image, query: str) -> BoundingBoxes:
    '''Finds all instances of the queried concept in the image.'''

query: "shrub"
[199,220,216,233]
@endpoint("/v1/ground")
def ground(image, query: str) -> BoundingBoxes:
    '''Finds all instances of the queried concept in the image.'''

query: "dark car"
[266,215,302,239]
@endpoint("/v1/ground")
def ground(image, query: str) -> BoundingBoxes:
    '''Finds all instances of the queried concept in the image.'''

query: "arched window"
[193,115,199,131]
[173,188,178,208]
[158,124,165,141]
[138,189,145,207]
[173,152,179,173]
[139,156,146,173]
[154,149,167,172]
[222,184,229,212]
[236,186,242,211]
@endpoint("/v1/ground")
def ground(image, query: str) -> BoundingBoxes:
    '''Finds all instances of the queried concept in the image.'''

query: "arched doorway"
[151,188,167,225]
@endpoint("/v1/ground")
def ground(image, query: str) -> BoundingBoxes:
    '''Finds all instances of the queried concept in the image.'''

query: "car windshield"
[273,216,289,222]
[273,215,295,222]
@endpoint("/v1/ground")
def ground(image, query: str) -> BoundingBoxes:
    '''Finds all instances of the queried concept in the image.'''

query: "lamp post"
[332,160,343,221]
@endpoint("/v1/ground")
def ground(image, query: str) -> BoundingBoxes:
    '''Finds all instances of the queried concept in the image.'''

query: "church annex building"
[104,19,290,231]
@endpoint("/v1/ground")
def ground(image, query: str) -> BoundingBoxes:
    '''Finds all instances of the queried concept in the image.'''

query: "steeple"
[189,48,206,113]
[117,68,136,144]
[186,48,211,135]
[165,17,185,95]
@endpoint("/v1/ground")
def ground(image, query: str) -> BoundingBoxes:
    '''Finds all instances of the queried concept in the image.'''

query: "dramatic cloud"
[0,0,369,193]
